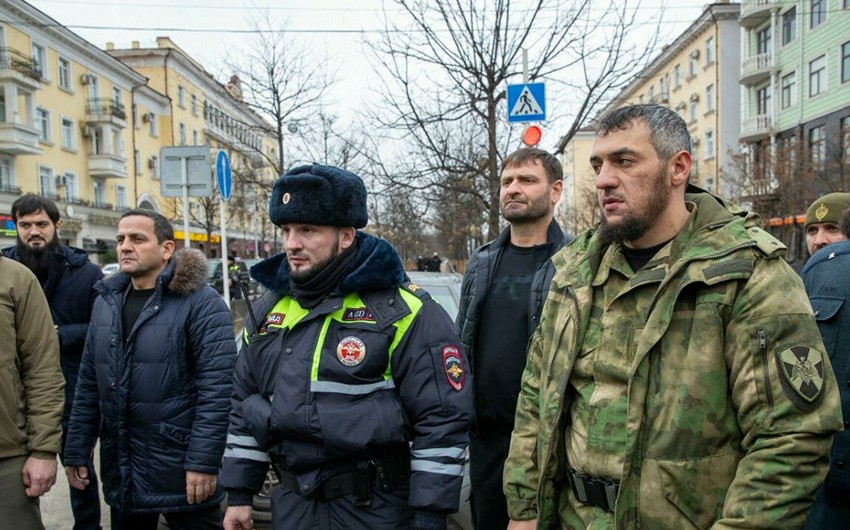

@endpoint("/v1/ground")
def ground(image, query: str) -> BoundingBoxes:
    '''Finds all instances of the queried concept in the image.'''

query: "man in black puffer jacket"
[64,209,237,530]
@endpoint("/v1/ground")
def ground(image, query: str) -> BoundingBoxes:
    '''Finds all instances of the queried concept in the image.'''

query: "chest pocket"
[317,321,394,385]
[810,296,845,360]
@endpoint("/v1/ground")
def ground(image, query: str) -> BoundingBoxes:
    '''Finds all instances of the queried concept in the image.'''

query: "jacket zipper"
[537,286,579,515]
[758,328,774,413]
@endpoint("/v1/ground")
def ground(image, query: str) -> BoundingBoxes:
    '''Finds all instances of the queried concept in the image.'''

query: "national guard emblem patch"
[337,336,366,367]
[442,345,465,391]
[776,345,825,406]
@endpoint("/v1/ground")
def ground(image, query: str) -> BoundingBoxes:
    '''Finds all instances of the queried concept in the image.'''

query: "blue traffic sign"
[215,150,232,201]
[507,82,546,123]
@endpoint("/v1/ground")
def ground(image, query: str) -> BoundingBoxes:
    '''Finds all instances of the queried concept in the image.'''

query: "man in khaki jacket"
[0,255,64,530]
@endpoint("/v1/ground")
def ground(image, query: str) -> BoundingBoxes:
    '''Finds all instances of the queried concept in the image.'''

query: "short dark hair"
[11,194,61,224]
[841,204,850,238]
[501,147,563,184]
[596,104,692,161]
[120,209,174,243]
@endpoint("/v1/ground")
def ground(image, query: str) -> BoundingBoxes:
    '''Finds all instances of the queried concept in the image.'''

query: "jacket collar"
[250,231,406,295]
[98,248,209,297]
[489,217,570,251]
[2,244,91,269]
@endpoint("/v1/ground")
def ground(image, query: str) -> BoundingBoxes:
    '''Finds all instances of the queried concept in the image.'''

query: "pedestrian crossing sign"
[507,82,546,123]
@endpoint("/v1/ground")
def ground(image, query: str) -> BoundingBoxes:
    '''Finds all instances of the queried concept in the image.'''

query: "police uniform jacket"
[503,190,843,529]
[220,231,473,518]
[802,240,850,529]
[64,249,237,515]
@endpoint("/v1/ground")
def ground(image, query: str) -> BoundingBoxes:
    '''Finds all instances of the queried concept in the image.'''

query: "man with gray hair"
[504,104,842,529]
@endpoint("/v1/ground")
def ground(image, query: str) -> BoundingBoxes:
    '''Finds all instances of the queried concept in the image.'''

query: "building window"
[649,84,656,102]
[705,36,715,66]
[31,43,47,78]
[178,85,186,108]
[688,51,698,78]
[193,130,199,145]
[179,123,187,145]
[134,149,141,175]
[150,155,159,179]
[64,173,77,203]
[112,87,121,106]
[60,117,74,149]
[756,85,771,115]
[0,157,13,191]
[132,104,139,126]
[93,180,105,208]
[811,0,826,28]
[191,94,198,116]
[781,71,797,108]
[149,113,158,136]
[841,117,850,162]
[673,64,681,88]
[705,130,715,160]
[809,55,826,96]
[782,7,797,45]
[706,84,715,112]
[809,126,825,169]
[39,166,55,198]
[0,93,5,122]
[58,57,71,90]
[756,26,771,55]
[689,99,698,122]
[36,108,50,142]
[116,186,127,210]
[842,41,850,84]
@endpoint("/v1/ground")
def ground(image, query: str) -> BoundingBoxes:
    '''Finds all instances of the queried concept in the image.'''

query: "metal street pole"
[181,157,190,249]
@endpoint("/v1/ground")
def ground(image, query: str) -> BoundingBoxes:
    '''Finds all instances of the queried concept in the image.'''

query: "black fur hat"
[269,164,368,228]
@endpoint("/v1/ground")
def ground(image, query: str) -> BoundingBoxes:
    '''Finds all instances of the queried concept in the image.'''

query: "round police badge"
[337,336,366,367]
[282,192,291,205]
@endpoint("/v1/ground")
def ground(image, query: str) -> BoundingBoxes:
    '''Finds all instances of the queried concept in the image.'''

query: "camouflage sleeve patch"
[775,345,826,411]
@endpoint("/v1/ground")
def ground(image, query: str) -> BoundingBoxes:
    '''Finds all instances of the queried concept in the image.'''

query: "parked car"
[406,271,463,320]
[207,259,259,296]
[101,263,120,277]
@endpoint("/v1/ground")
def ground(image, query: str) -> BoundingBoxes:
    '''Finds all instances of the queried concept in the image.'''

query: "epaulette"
[746,227,786,257]
[400,281,434,302]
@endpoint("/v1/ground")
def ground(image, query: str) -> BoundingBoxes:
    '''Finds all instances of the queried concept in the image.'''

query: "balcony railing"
[0,183,23,195]
[0,48,42,81]
[740,114,773,140]
[86,98,127,120]
[92,201,114,210]
[740,52,775,85]
[740,0,778,28]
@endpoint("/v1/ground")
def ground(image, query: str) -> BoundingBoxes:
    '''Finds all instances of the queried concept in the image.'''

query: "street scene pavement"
[40,452,110,530]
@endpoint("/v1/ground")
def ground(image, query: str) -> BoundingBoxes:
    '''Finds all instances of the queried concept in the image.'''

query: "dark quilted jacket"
[64,248,237,515]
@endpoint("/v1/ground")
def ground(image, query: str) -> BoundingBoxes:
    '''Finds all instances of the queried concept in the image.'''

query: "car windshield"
[424,285,459,318]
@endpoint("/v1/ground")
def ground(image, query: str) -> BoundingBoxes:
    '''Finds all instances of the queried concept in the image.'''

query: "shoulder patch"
[775,345,825,409]
[401,281,433,302]
[747,227,786,257]
[442,345,465,391]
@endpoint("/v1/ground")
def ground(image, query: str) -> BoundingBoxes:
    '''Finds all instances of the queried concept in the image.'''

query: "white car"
[101,263,120,277]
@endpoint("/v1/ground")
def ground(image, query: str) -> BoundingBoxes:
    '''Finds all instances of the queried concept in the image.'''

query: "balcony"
[740,0,780,29]
[92,201,114,211]
[88,153,127,179]
[0,122,41,155]
[0,183,22,195]
[85,98,127,128]
[740,52,776,85]
[0,48,42,88]
[740,114,773,142]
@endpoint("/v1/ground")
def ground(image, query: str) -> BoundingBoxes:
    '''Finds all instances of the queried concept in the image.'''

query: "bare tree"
[365,0,661,239]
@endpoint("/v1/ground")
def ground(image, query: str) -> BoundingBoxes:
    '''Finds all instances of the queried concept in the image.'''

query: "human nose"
[813,228,829,247]
[284,233,302,251]
[595,163,618,190]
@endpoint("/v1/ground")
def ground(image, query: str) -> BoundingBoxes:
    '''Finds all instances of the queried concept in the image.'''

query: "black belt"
[567,468,619,513]
[276,466,361,502]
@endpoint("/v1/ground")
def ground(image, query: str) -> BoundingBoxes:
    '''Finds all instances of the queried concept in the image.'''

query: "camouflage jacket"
[504,192,843,529]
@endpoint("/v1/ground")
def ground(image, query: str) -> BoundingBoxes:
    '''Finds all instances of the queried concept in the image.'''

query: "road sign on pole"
[507,82,546,123]
[160,146,212,248]
[216,150,232,201]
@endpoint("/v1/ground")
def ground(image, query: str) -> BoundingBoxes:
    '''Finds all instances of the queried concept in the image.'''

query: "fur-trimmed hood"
[98,248,210,296]
[251,231,405,295]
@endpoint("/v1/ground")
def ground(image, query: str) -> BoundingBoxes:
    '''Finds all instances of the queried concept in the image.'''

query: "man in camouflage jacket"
[504,104,843,530]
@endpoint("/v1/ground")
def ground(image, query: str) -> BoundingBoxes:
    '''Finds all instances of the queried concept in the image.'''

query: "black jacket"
[456,218,571,366]
[220,231,473,521]
[2,245,102,424]
[64,249,237,515]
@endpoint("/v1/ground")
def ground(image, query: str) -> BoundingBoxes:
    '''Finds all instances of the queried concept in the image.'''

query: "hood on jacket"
[98,248,210,297]
[250,231,405,295]
[2,244,93,269]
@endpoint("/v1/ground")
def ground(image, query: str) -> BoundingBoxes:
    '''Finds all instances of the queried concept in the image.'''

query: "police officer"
[221,164,473,530]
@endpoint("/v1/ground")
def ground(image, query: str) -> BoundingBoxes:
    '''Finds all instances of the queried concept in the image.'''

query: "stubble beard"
[501,193,552,225]
[598,166,671,245]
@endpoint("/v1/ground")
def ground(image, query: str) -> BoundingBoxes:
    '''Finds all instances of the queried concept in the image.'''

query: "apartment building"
[107,37,277,258]
[554,127,597,234]
[556,2,742,234]
[0,0,150,255]
[738,0,850,261]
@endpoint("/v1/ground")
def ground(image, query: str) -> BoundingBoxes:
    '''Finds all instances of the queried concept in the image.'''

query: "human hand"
[22,456,57,497]
[223,505,254,530]
[507,519,538,530]
[65,465,90,491]
[186,471,217,504]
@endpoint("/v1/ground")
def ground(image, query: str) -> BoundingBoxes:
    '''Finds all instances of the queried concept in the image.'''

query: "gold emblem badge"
[815,203,828,221]
[282,192,291,205]
[337,336,366,367]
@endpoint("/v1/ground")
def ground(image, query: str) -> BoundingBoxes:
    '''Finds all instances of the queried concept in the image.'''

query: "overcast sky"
[28,0,715,149]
